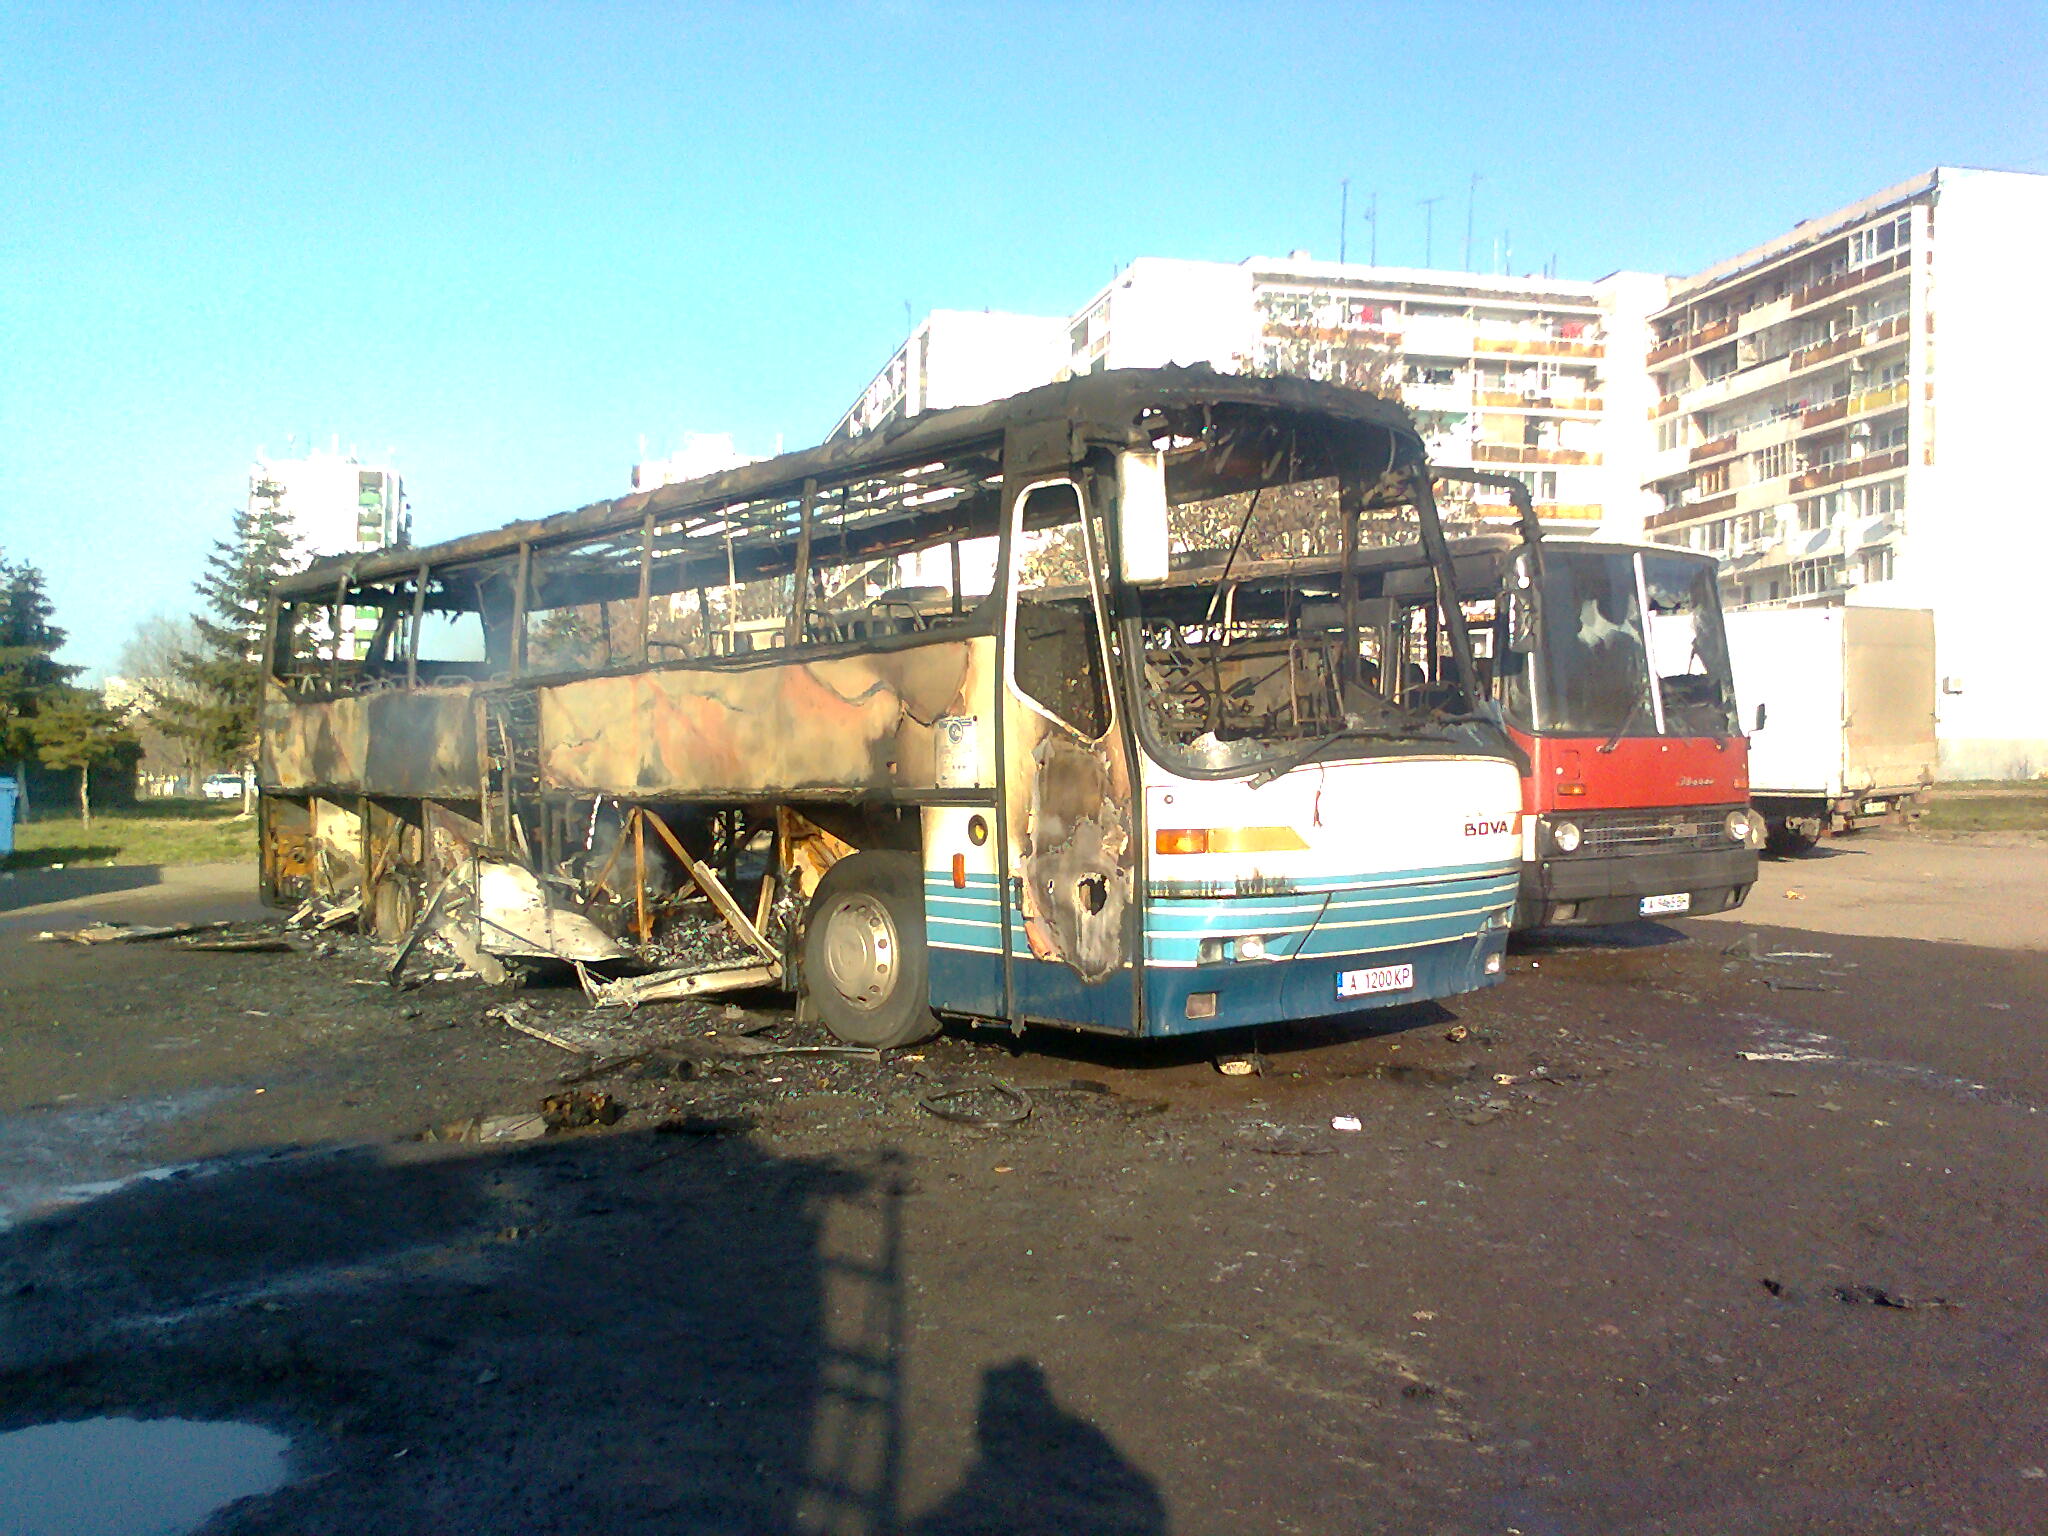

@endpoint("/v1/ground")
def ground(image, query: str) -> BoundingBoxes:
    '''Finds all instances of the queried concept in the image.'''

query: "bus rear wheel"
[802,851,937,1049]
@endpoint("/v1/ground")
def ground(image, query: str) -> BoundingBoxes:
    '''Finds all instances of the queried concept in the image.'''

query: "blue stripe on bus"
[1142,928,1508,1036]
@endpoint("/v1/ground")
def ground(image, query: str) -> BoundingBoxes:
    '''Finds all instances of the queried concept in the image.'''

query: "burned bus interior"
[256,368,1507,1019]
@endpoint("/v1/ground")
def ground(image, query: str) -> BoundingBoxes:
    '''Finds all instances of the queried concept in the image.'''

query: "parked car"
[202,774,247,801]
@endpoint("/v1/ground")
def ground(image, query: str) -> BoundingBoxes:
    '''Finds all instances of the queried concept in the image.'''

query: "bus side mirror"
[1754,702,1767,730]
[1118,451,1170,582]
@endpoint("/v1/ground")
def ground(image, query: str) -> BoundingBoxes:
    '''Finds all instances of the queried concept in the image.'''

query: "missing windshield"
[1122,407,1473,775]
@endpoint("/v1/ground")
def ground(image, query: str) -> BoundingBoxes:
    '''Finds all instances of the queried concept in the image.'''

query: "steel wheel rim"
[821,893,898,1012]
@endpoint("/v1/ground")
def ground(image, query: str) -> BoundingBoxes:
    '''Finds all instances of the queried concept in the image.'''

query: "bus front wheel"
[802,851,937,1049]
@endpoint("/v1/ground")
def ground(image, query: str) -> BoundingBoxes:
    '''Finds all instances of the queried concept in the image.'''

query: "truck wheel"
[1766,822,1817,857]
[802,851,937,1048]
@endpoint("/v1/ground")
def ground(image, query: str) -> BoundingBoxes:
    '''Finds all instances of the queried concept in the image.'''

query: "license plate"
[1640,892,1691,916]
[1337,963,1414,998]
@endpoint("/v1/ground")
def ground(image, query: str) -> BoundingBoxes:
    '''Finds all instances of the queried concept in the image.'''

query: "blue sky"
[3,0,2044,673]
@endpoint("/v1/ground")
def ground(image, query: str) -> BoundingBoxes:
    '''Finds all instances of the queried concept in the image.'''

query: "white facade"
[837,258,1664,535]
[249,445,406,560]
[833,310,1071,441]
[1643,168,2048,778]
[632,432,755,492]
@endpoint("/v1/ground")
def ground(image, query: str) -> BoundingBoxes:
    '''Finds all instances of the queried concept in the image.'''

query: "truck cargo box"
[1724,606,1935,848]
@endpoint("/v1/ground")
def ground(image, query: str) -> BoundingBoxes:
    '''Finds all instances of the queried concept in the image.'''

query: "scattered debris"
[1443,1024,1469,1043]
[1330,1115,1363,1133]
[916,1080,1032,1128]
[540,1089,621,1130]
[426,1112,549,1143]
[484,1001,590,1056]
[1738,1047,1837,1063]
[34,920,232,945]
[1764,977,1837,993]
[578,960,782,1008]
[1215,1053,1262,1077]
[179,934,302,954]
[1832,1283,1955,1310]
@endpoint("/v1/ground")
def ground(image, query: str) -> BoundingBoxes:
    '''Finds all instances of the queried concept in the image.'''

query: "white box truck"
[1723,606,1937,853]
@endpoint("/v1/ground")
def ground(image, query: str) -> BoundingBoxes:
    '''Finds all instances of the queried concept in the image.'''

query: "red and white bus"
[1370,472,1763,929]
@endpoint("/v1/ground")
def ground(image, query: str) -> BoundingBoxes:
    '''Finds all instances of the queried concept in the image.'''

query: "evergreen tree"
[148,505,301,776]
[32,685,131,825]
[0,552,82,781]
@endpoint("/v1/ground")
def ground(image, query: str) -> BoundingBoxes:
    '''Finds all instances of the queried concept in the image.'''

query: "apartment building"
[835,258,1666,535]
[249,442,407,560]
[1070,257,1666,534]
[249,442,408,662]
[833,310,1071,441]
[1639,168,2048,777]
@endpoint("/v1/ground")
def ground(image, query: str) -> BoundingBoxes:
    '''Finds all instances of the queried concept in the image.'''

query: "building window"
[1792,557,1844,596]
[1847,213,1910,268]
[1858,546,1895,584]
[1847,478,1905,520]
[1656,417,1684,453]
[1697,464,1730,496]
[1753,442,1792,482]
[1704,519,1729,551]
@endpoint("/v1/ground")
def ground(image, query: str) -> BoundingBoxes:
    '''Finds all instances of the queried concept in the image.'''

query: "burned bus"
[1402,481,1761,929]
[257,367,1524,1046]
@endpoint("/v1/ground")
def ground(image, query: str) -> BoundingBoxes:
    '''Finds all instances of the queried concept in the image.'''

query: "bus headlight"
[1237,934,1268,961]
[1550,820,1582,854]
[1726,810,1751,843]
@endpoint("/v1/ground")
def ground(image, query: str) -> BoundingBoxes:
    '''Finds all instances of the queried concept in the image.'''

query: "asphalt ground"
[0,831,2043,1534]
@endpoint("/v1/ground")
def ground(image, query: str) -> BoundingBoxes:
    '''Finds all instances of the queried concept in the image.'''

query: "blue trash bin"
[0,776,18,859]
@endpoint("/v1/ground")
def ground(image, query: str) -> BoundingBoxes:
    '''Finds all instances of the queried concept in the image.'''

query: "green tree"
[147,505,300,787]
[0,553,82,787]
[32,686,132,825]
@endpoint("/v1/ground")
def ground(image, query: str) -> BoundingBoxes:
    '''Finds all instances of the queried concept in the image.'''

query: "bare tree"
[117,612,208,793]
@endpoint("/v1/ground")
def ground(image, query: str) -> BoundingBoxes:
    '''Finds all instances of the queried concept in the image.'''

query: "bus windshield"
[1122,406,1473,774]
[1501,546,1738,739]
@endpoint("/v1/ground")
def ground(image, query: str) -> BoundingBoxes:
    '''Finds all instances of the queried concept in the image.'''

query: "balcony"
[1848,380,1909,418]
[1646,334,1689,366]
[1689,433,1737,464]
[1787,447,1907,494]
[1535,503,1602,522]
[1477,390,1604,412]
[1787,313,1908,375]
[1472,444,1603,466]
[1648,394,1681,420]
[1645,493,1736,532]
[1474,336,1604,359]
[1261,320,1402,349]
[1792,250,1909,312]
[1801,400,1848,431]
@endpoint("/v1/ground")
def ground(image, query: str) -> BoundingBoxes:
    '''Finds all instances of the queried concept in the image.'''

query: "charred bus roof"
[276,366,1425,600]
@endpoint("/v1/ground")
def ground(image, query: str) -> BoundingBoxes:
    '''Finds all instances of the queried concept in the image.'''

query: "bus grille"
[1582,811,1730,857]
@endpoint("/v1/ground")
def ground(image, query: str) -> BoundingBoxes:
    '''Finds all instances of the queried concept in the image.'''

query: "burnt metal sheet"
[261,684,480,796]
[537,637,996,798]
[1010,726,1132,984]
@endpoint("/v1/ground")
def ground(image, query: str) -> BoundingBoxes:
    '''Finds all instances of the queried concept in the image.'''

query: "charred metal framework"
[259,366,1505,1039]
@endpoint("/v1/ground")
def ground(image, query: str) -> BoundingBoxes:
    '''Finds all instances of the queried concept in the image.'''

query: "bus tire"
[802,851,938,1049]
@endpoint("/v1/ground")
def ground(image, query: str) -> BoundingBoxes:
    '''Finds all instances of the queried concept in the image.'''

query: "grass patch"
[3,801,256,870]
[1920,785,2048,833]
